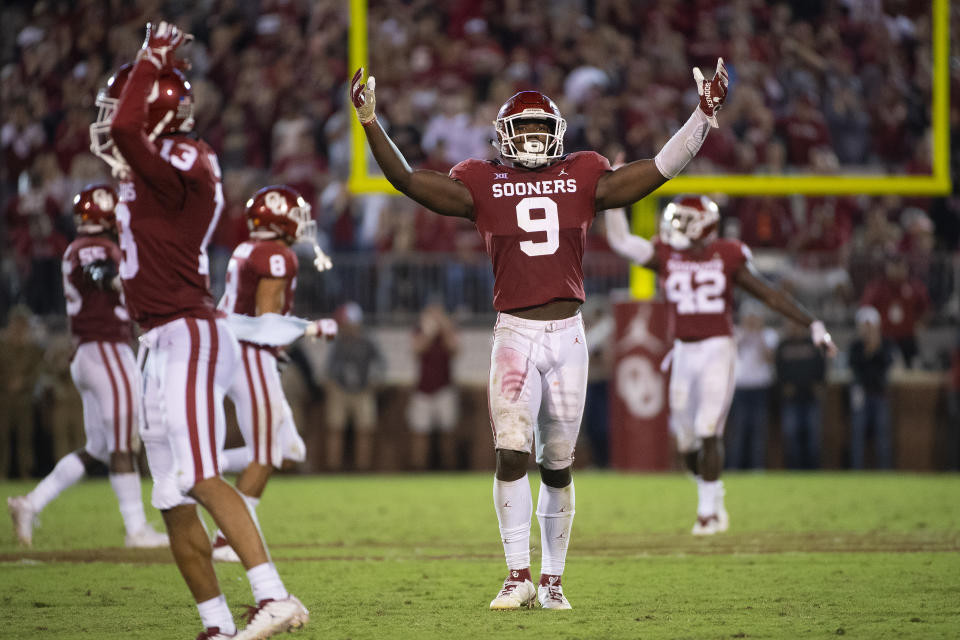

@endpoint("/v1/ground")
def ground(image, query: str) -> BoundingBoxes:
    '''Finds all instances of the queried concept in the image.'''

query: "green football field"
[2,472,958,639]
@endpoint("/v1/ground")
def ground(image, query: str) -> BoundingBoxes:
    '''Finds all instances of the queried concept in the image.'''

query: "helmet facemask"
[89,91,131,179]
[495,111,566,168]
[660,199,720,250]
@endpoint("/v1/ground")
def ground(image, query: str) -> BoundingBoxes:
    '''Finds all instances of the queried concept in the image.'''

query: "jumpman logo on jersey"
[558,168,569,176]
[503,501,512,508]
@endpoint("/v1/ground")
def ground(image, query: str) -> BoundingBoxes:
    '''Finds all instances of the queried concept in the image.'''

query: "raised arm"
[110,22,193,207]
[595,58,728,210]
[735,260,837,356]
[351,69,474,219]
[603,207,658,269]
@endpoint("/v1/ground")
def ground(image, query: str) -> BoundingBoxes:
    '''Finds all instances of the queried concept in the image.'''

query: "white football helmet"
[660,195,721,250]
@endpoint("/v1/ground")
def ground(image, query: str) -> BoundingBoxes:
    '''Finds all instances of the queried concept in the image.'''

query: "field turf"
[2,472,958,639]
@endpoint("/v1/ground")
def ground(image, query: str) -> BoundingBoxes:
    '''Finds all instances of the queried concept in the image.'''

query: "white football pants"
[488,312,588,470]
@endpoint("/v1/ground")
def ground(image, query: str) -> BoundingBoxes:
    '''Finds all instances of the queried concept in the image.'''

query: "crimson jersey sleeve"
[219,240,298,317]
[62,237,132,343]
[658,238,750,340]
[450,151,611,312]
[111,59,186,210]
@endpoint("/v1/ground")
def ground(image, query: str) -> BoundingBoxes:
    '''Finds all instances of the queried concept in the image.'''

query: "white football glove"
[312,244,333,272]
[350,67,377,125]
[305,318,338,341]
[810,320,838,357]
[138,21,193,69]
[693,57,729,128]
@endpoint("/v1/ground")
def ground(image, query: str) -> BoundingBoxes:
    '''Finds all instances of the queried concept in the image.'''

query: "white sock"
[27,452,85,512]
[222,447,251,473]
[109,472,148,535]
[196,594,236,635]
[493,475,532,571]
[537,481,575,576]
[698,479,720,517]
[247,562,288,603]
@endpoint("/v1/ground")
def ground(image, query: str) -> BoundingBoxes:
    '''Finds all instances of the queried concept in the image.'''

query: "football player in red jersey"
[90,22,307,640]
[7,185,167,549]
[210,184,336,563]
[605,195,837,534]
[351,59,728,609]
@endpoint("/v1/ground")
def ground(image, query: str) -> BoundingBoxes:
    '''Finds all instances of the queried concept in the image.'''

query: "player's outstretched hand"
[305,318,338,341]
[351,68,377,124]
[313,245,333,272]
[810,320,838,358]
[693,57,728,128]
[139,21,193,69]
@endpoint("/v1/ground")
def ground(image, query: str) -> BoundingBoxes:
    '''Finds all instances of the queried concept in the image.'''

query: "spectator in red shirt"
[407,302,460,470]
[859,253,931,367]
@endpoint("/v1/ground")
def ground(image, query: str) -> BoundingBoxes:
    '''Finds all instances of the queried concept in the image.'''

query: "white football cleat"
[692,513,722,536]
[537,575,572,610]
[211,534,241,562]
[716,502,730,533]
[125,524,170,548]
[8,495,36,547]
[235,595,309,639]
[490,572,537,610]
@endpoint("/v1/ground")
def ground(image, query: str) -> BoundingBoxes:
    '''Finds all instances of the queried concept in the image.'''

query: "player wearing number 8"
[352,60,728,610]
[605,195,838,536]
[90,21,307,640]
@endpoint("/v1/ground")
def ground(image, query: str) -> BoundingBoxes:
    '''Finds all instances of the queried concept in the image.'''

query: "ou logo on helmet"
[615,355,664,419]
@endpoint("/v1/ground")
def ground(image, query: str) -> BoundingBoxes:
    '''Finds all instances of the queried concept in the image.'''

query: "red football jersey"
[655,238,750,341]
[450,151,611,311]
[62,235,132,344]
[218,240,298,317]
[110,60,223,329]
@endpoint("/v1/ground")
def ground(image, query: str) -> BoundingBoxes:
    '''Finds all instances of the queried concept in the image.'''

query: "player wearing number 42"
[605,195,837,536]
[352,59,728,610]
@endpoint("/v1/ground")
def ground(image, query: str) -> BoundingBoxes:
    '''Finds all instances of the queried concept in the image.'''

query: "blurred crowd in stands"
[1,1,959,476]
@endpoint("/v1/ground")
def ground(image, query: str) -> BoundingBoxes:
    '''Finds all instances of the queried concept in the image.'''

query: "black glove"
[84,260,118,290]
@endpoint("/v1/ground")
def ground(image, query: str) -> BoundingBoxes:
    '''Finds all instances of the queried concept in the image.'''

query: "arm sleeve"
[110,59,185,208]
[604,208,654,265]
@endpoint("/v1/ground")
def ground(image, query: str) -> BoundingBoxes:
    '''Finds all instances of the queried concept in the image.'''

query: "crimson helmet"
[245,185,316,245]
[72,183,118,234]
[660,195,720,250]
[90,63,195,176]
[494,91,567,168]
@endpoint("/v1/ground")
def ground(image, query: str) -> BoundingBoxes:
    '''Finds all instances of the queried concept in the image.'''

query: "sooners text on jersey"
[449,151,610,312]
[62,236,132,343]
[218,240,298,318]
[655,238,750,341]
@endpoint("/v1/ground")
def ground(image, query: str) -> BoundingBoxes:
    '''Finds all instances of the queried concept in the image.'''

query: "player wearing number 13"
[605,195,838,536]
[90,21,306,640]
[352,59,728,610]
